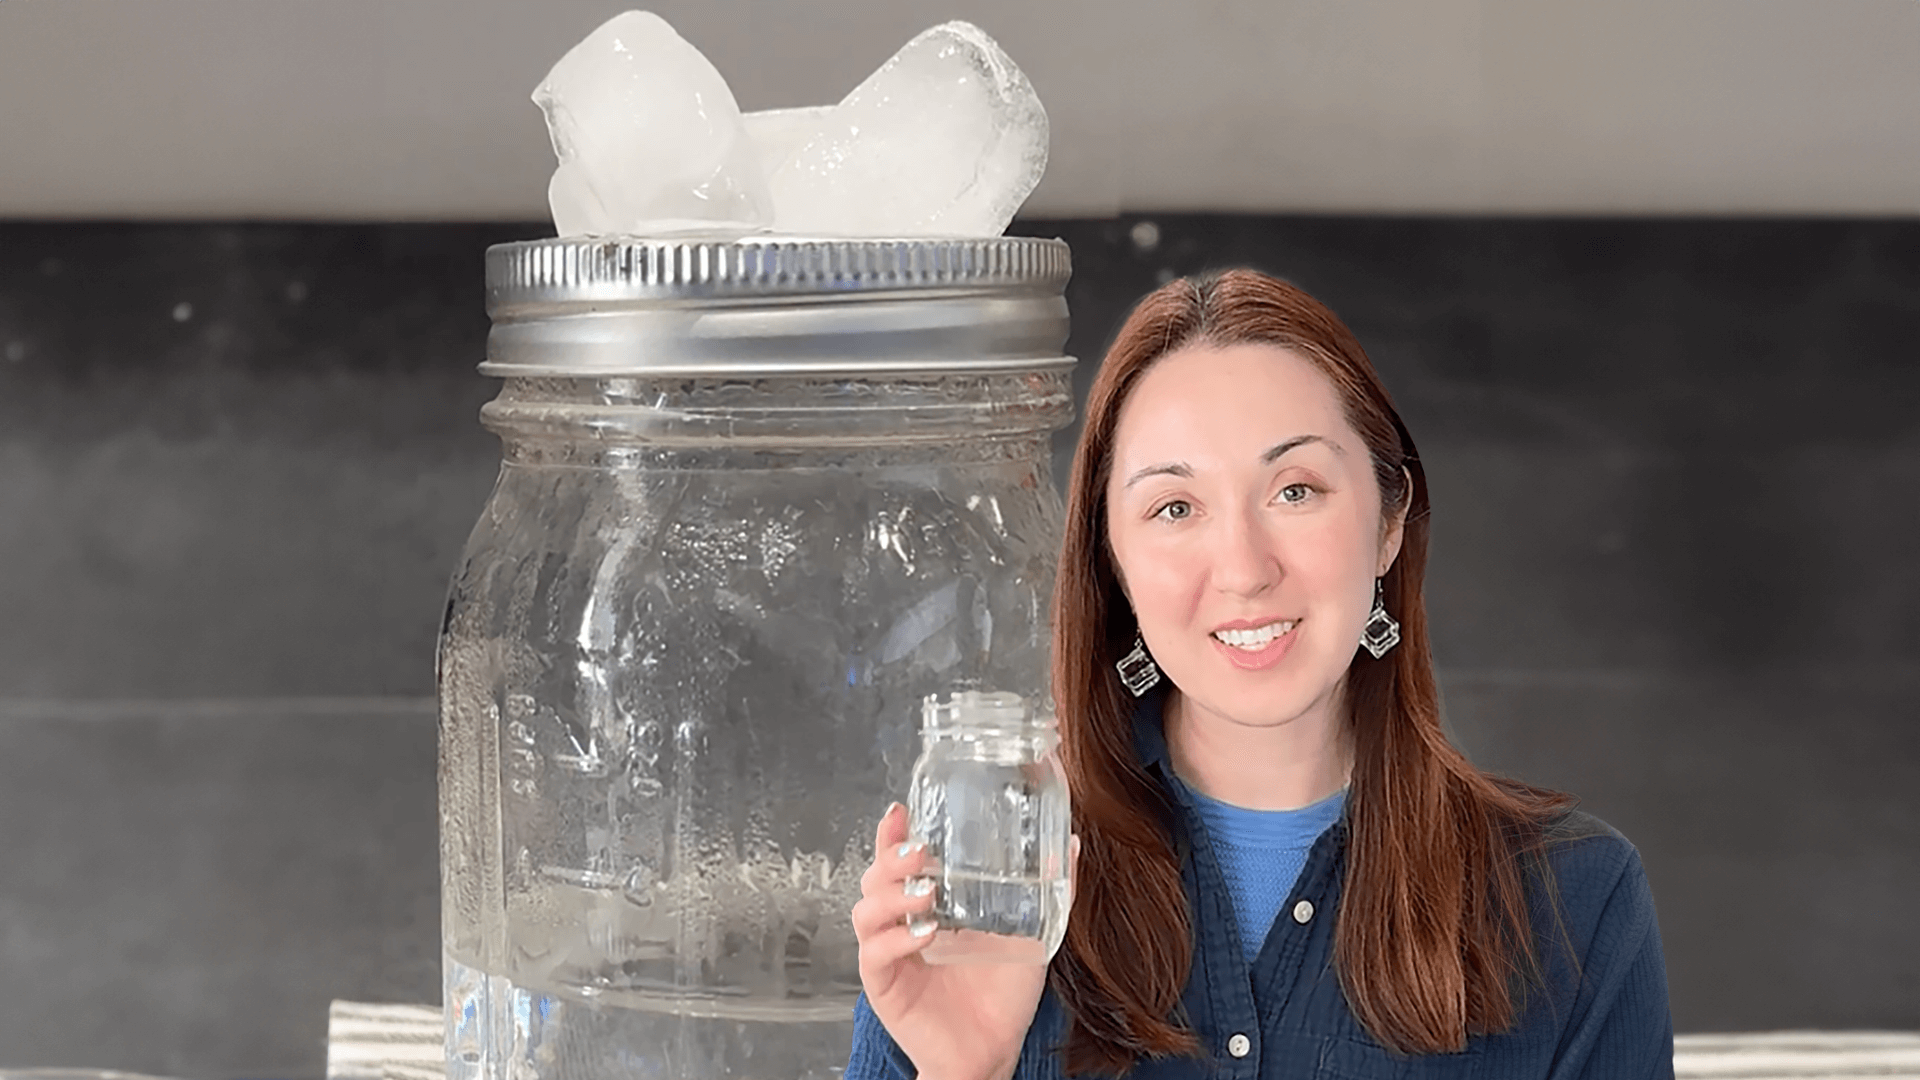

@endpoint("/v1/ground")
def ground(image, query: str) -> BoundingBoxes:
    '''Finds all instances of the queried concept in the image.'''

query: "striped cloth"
[324,1001,443,1080]
[1671,1031,1920,1078]
[321,1001,1920,1080]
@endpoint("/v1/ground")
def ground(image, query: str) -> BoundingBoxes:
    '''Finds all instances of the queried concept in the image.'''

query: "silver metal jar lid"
[482,235,1073,377]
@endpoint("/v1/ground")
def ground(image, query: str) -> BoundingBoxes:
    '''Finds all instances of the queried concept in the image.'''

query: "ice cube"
[765,21,1048,237]
[533,11,769,237]
[547,161,614,237]
[740,106,835,192]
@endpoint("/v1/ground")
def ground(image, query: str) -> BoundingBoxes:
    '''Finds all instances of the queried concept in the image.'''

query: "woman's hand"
[851,802,1073,1080]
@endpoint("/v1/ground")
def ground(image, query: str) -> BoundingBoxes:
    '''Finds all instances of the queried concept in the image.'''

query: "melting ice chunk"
[741,107,835,186]
[534,11,769,236]
[547,161,613,237]
[763,22,1049,237]
[533,14,1049,238]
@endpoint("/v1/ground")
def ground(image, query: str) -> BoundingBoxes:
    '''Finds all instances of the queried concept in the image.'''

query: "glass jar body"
[906,701,1071,966]
[437,374,1066,1080]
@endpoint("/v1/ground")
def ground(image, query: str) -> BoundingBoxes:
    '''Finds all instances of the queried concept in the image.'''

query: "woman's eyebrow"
[1261,434,1342,463]
[1124,436,1340,489]
[1123,462,1192,489]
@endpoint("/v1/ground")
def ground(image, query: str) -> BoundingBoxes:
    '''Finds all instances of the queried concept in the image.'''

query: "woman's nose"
[1210,509,1281,597]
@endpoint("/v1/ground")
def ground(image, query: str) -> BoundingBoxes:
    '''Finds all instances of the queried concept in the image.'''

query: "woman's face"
[1105,342,1404,735]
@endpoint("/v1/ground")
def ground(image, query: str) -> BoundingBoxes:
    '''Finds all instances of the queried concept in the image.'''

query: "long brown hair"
[1050,269,1575,1074]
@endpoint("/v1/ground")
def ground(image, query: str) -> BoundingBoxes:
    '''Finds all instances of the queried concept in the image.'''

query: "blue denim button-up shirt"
[849,687,1675,1079]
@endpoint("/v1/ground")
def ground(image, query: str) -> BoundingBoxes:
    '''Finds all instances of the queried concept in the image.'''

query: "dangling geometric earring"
[1115,630,1162,697]
[1360,578,1401,660]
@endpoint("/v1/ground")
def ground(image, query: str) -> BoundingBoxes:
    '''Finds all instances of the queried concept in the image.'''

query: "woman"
[847,269,1674,1079]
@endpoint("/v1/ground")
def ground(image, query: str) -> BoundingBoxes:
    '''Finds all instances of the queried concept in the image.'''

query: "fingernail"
[908,916,936,938]
[885,801,903,818]
[896,840,924,859]
[904,877,933,898]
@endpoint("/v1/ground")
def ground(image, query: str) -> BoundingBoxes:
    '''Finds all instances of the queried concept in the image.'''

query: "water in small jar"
[906,692,1071,964]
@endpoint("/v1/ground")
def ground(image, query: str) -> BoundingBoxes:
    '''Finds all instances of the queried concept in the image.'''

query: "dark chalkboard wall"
[1,216,1915,1077]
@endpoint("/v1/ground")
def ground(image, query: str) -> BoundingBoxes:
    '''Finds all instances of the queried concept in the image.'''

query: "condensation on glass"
[906,691,1070,966]
[437,237,1073,1080]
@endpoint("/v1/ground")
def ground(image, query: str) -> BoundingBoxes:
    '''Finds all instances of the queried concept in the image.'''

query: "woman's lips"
[1208,620,1300,671]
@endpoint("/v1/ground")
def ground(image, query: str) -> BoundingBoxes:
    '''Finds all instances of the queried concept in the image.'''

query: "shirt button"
[1293,899,1315,924]
[1227,1033,1251,1058]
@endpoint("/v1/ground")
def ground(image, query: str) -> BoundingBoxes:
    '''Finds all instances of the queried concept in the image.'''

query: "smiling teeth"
[1212,621,1297,649]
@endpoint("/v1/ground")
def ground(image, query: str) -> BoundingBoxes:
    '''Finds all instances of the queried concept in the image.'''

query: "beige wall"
[0,0,1914,220]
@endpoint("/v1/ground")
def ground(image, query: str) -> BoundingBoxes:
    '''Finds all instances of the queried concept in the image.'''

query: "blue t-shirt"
[1177,779,1347,962]
[848,685,1676,1078]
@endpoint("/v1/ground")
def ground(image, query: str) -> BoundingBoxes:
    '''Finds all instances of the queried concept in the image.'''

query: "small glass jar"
[906,691,1071,965]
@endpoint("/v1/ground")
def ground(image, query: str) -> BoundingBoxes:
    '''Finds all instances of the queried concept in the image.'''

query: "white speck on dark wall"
[172,301,193,322]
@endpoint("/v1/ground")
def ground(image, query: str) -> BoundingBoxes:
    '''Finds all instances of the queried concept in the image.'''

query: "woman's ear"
[1377,466,1412,577]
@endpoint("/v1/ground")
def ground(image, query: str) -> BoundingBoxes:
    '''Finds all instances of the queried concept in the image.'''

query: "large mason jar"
[436,237,1073,1080]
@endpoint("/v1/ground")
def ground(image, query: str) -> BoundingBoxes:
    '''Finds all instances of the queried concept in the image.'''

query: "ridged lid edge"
[486,235,1072,308]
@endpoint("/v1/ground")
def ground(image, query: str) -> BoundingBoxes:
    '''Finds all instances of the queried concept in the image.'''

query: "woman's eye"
[1154,500,1193,521]
[1277,483,1316,505]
